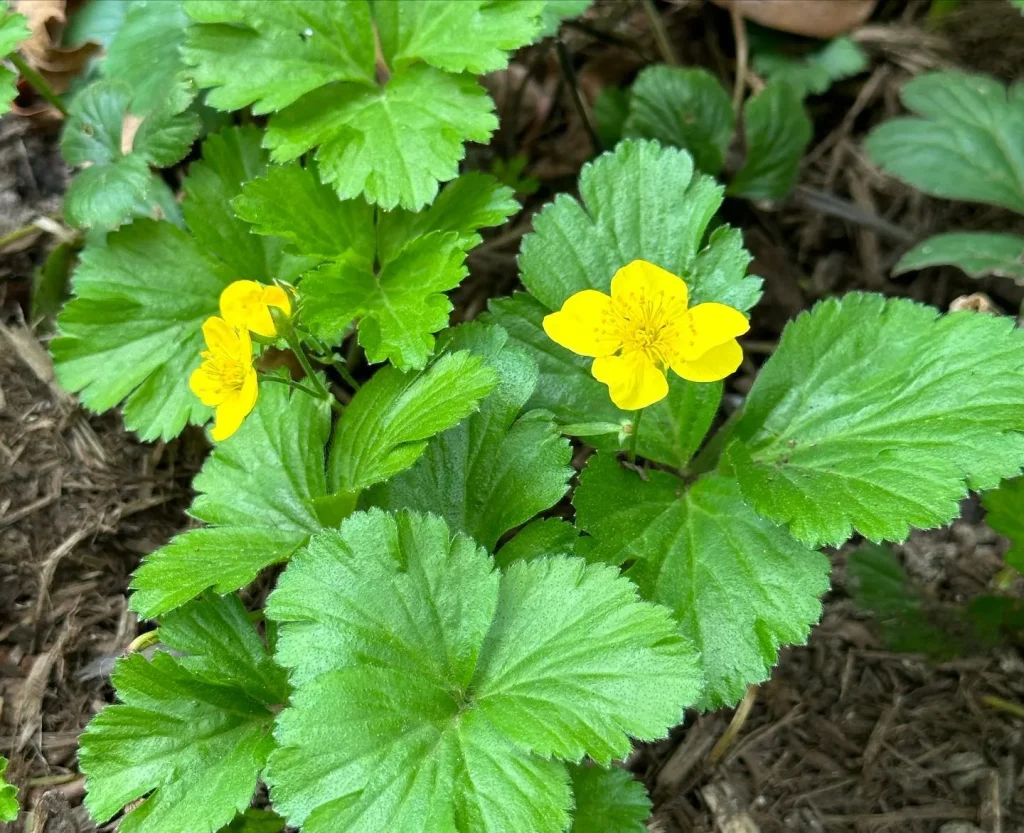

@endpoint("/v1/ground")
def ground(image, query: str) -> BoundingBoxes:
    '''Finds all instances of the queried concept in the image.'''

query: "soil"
[2,1,1024,832]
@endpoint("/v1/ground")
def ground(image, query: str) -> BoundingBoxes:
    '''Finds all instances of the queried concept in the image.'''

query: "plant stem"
[259,374,331,402]
[332,358,361,391]
[730,6,748,114]
[126,629,160,654]
[628,408,645,464]
[9,53,68,117]
[556,37,602,156]
[641,0,680,66]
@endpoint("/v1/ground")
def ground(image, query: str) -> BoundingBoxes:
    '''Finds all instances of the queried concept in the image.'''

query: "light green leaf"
[131,382,330,618]
[494,517,578,568]
[266,510,698,832]
[370,323,573,551]
[727,293,1024,547]
[63,156,159,229]
[538,0,593,38]
[894,232,1024,282]
[0,10,30,115]
[103,0,192,115]
[983,478,1024,572]
[752,36,868,98]
[623,66,734,174]
[574,454,830,708]
[729,82,811,201]
[864,71,1024,214]
[328,351,498,492]
[62,0,129,48]
[80,595,287,833]
[569,764,650,833]
[0,756,18,824]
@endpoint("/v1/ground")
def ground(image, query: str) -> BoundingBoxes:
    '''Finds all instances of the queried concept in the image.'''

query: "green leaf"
[752,36,868,98]
[623,67,734,174]
[369,323,573,551]
[61,80,200,229]
[728,82,812,201]
[495,517,578,568]
[131,382,331,618]
[894,232,1024,282]
[328,351,498,492]
[62,0,130,48]
[726,293,1024,547]
[594,86,630,149]
[103,0,192,115]
[538,0,593,38]
[864,71,1024,214]
[266,509,698,832]
[0,756,18,824]
[222,809,286,833]
[80,594,287,833]
[574,454,830,708]
[983,478,1024,572]
[569,765,650,833]
[0,10,30,115]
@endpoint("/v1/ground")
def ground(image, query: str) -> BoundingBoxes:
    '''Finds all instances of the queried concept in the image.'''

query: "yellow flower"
[219,280,292,338]
[542,260,749,410]
[189,317,258,441]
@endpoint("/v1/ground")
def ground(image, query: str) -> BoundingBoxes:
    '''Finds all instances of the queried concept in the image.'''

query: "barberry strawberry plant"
[19,2,1024,832]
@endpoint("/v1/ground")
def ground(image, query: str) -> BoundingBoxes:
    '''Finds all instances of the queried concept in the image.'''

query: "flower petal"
[672,338,743,383]
[210,369,258,442]
[189,364,227,407]
[609,260,688,311]
[235,325,253,363]
[220,281,266,332]
[543,289,622,358]
[678,303,750,361]
[592,351,669,410]
[202,316,240,357]
[262,285,292,317]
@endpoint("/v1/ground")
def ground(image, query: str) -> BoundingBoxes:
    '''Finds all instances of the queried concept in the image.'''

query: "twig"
[729,7,748,113]
[982,695,1024,719]
[708,685,758,765]
[641,0,679,66]
[555,38,602,156]
[793,186,915,244]
[9,53,68,117]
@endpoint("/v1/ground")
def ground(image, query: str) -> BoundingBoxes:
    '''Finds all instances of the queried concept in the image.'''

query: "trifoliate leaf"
[728,82,812,201]
[752,36,868,98]
[185,0,537,209]
[0,10,30,115]
[864,71,1024,214]
[575,454,829,708]
[894,232,1024,282]
[623,67,734,174]
[52,127,293,440]
[983,478,1024,572]
[495,517,578,568]
[370,323,573,550]
[61,80,200,228]
[569,765,650,833]
[103,0,192,115]
[538,0,593,38]
[80,594,287,833]
[726,293,1024,547]
[131,383,331,619]
[328,351,498,492]
[0,756,18,824]
[266,510,698,832]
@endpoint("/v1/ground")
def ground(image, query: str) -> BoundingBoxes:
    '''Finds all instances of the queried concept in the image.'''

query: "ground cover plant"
[3,0,1024,831]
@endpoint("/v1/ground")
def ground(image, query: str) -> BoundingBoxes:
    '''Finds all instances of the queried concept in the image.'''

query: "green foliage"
[80,595,287,833]
[983,478,1024,571]
[52,127,297,440]
[60,80,199,229]
[623,66,734,174]
[752,36,868,98]
[593,85,631,148]
[895,232,1024,282]
[266,509,698,832]
[329,350,498,492]
[865,71,1024,214]
[0,8,29,114]
[729,82,812,201]
[130,381,331,618]
[222,809,286,833]
[495,517,578,568]
[574,453,829,708]
[370,323,573,551]
[569,765,650,833]
[184,0,543,209]
[0,756,18,824]
[538,0,593,38]
[235,163,517,368]
[727,293,1024,547]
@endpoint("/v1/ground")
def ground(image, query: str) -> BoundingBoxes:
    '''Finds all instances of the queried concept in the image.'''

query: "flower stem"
[259,374,329,402]
[9,53,69,117]
[331,357,362,391]
[628,408,645,464]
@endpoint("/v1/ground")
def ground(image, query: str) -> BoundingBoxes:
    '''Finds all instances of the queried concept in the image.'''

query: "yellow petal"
[235,325,253,363]
[202,316,240,357]
[220,281,266,331]
[592,351,669,410]
[609,260,688,311]
[542,289,621,358]
[672,338,743,383]
[189,364,227,407]
[210,368,258,441]
[677,303,750,361]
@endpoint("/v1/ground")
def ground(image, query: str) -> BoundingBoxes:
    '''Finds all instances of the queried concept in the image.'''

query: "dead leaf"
[12,0,99,96]
[712,0,877,39]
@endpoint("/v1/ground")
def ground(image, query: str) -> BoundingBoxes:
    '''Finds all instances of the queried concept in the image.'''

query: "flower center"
[209,356,247,392]
[614,289,686,366]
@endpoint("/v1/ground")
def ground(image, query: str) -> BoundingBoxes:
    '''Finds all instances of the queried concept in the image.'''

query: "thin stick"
[9,53,68,117]
[730,7,748,113]
[556,38,602,156]
[708,685,759,765]
[641,0,679,66]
